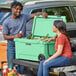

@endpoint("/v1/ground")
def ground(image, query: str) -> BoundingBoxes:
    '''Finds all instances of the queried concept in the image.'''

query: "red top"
[55,34,72,58]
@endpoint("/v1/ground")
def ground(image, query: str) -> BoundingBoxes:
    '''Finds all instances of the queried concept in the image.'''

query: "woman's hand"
[43,37,56,42]
[43,39,49,42]
[43,59,49,64]
[47,38,52,42]
[43,38,52,42]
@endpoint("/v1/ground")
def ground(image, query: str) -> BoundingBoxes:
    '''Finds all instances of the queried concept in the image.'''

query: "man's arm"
[31,12,48,19]
[3,33,23,40]
[3,35,14,40]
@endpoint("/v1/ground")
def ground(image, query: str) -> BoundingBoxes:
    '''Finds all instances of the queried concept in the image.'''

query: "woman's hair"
[54,20,70,41]
[11,1,23,10]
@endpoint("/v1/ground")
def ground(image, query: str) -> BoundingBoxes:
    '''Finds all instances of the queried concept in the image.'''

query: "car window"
[0,12,5,20]
[26,8,42,36]
[45,6,73,22]
[73,6,76,12]
[72,6,76,21]
[0,12,11,25]
[31,9,42,14]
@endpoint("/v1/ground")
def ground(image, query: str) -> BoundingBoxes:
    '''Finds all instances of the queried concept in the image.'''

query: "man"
[2,1,47,75]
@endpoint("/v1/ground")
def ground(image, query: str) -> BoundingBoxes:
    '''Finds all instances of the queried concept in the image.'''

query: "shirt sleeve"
[57,36,65,45]
[2,20,9,35]
[24,14,31,22]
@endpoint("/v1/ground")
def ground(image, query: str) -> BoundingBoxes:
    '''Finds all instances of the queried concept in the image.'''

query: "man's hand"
[14,33,23,38]
[31,12,48,18]
[3,33,23,40]
[42,12,48,18]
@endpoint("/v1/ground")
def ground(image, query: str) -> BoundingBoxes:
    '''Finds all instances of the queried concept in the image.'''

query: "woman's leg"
[43,56,71,76]
[37,60,44,76]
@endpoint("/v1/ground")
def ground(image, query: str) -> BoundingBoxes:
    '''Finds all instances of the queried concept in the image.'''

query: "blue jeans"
[7,43,25,74]
[37,56,71,76]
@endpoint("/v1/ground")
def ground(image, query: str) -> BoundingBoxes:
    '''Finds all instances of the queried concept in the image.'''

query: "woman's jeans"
[37,56,71,76]
[7,43,25,74]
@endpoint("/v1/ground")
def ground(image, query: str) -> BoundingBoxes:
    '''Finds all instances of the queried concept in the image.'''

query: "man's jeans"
[37,56,71,76]
[7,43,25,74]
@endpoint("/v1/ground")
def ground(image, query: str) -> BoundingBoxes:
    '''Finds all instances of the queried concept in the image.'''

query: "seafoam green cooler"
[14,15,66,61]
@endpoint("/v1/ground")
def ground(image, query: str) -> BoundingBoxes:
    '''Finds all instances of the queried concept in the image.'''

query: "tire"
[38,54,45,61]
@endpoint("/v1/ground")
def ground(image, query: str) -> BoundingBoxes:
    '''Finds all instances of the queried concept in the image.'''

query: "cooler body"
[15,38,55,61]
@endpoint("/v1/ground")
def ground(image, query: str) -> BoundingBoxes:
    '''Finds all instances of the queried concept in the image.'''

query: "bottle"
[12,66,17,76]
[19,31,23,38]
[19,31,23,34]
[3,69,7,76]
[27,33,32,39]
[7,68,11,76]
[8,71,14,76]
[3,66,8,76]
[43,34,49,39]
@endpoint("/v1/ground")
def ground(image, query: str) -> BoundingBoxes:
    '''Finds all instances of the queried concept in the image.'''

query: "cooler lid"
[32,15,66,38]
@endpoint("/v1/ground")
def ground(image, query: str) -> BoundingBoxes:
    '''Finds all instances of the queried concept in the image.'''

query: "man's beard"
[14,13,20,18]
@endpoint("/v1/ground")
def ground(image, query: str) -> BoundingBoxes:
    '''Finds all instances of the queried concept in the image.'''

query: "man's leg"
[7,43,15,69]
[7,43,25,74]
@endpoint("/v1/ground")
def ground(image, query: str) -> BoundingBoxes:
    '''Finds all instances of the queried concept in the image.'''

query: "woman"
[37,20,72,76]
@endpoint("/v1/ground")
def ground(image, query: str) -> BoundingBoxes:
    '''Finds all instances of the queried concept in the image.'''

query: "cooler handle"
[26,43,31,45]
